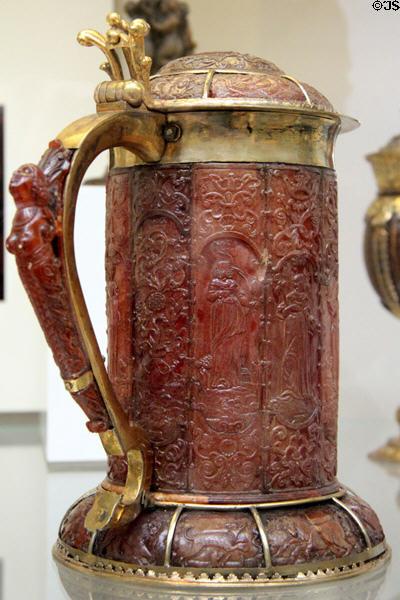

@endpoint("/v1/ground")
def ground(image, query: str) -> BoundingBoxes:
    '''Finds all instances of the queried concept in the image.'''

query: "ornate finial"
[77,13,152,107]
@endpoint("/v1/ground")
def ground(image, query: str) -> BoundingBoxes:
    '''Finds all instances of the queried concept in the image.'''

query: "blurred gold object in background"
[365,137,400,462]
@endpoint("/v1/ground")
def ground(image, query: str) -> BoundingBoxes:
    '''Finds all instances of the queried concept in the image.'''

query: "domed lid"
[76,15,357,134]
[149,51,357,132]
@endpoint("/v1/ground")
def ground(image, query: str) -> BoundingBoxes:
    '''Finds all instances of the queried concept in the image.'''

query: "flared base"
[53,484,389,587]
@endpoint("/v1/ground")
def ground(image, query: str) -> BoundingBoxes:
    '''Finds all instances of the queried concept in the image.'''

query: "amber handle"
[6,140,111,433]
[60,109,165,455]
[364,195,400,319]
[8,110,165,529]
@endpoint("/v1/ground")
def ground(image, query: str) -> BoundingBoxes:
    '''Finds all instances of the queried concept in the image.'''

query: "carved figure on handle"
[7,142,111,433]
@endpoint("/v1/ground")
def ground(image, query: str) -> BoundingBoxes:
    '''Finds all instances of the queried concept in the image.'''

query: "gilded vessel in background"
[365,136,400,462]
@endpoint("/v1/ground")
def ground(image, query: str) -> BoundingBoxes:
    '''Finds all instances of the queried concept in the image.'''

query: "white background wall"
[2,1,400,459]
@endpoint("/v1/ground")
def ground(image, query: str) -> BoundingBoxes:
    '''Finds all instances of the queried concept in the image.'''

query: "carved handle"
[8,110,165,528]
[364,195,400,319]
[7,140,111,433]
[60,110,164,452]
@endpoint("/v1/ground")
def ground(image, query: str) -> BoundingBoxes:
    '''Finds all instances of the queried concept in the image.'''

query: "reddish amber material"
[105,163,339,500]
[7,141,110,433]
[150,52,334,112]
[58,492,384,569]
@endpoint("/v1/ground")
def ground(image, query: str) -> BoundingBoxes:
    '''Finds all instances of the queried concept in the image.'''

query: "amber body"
[105,162,339,501]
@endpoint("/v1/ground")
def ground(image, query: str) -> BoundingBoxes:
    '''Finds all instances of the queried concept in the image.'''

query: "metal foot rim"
[53,539,391,588]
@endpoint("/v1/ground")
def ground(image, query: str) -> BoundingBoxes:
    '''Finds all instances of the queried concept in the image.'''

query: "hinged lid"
[148,51,357,133]
[79,13,357,133]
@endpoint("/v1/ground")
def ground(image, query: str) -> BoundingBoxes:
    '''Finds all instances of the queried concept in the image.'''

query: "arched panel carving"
[190,163,267,493]
[106,162,338,498]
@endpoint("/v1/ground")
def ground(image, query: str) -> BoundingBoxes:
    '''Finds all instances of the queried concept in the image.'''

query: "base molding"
[53,537,390,587]
[54,483,390,588]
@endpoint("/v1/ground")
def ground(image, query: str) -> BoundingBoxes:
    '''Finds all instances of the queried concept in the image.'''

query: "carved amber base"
[53,486,389,587]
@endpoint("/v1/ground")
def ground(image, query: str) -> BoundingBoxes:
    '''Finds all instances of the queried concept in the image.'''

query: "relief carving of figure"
[7,154,110,433]
[267,256,320,434]
[276,258,318,401]
[7,164,60,296]
[207,259,252,389]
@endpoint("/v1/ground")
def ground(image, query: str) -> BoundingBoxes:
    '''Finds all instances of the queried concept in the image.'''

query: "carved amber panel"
[264,167,326,493]
[131,165,192,491]
[106,163,338,498]
[190,165,266,493]
[106,169,135,417]
[171,510,264,568]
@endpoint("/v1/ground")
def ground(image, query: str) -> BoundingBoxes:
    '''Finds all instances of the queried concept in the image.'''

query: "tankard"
[7,12,389,587]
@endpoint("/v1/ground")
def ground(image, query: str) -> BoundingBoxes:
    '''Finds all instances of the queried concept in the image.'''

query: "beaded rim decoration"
[53,538,390,588]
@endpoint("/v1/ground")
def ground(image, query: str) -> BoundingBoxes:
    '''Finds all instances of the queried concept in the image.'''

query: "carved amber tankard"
[7,12,389,587]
